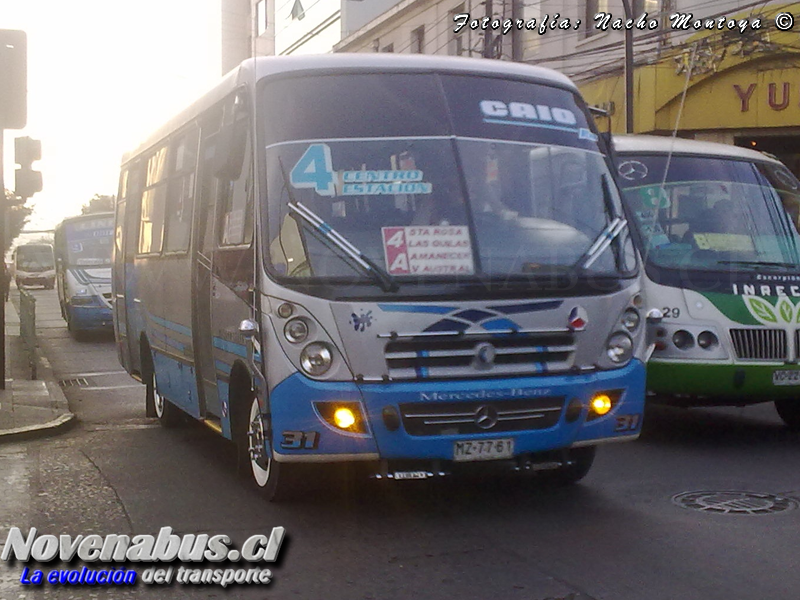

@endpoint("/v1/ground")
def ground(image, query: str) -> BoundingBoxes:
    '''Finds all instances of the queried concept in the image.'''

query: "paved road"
[2,288,800,599]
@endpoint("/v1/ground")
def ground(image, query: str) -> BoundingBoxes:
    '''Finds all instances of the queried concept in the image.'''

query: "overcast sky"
[2,0,222,237]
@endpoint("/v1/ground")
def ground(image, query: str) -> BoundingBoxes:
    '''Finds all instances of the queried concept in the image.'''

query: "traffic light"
[0,30,27,129]
[14,136,42,198]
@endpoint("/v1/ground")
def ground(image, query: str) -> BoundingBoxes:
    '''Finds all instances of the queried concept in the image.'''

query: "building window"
[632,0,659,17]
[583,0,608,38]
[381,43,394,53]
[449,4,466,56]
[256,0,268,36]
[291,0,305,21]
[410,26,425,54]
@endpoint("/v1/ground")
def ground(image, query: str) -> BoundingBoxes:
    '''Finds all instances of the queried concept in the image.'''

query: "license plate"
[773,369,800,386]
[453,438,514,462]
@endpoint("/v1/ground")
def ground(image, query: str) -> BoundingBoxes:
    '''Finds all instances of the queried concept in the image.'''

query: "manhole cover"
[672,491,799,515]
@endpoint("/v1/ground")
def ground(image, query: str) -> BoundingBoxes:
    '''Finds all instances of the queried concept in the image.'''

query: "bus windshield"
[63,217,114,266]
[617,154,800,272]
[16,245,54,271]
[260,73,630,292]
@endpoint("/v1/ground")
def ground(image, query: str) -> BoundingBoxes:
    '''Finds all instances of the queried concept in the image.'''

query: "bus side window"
[138,146,169,255]
[217,132,253,248]
[215,125,254,299]
[164,126,199,253]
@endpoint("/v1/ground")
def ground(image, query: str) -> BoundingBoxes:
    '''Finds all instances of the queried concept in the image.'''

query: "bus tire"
[146,363,181,428]
[238,394,303,502]
[775,399,800,430]
[537,446,596,487]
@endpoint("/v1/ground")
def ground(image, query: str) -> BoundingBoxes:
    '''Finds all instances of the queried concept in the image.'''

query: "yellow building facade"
[579,3,800,175]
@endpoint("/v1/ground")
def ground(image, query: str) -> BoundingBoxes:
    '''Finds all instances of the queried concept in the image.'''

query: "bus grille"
[730,329,786,360]
[399,397,565,436]
[384,333,576,380]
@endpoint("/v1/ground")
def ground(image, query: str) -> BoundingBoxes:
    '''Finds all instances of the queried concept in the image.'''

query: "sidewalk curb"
[0,411,76,442]
[0,316,78,443]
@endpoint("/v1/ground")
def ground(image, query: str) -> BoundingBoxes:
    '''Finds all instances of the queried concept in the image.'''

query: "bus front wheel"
[239,395,303,502]
[775,399,800,430]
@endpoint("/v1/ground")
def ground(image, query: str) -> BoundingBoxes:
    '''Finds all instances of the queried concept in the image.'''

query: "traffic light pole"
[1,130,6,390]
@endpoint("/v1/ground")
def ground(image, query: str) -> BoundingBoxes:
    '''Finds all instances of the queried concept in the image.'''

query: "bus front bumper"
[69,305,113,331]
[268,360,646,462]
[647,360,800,403]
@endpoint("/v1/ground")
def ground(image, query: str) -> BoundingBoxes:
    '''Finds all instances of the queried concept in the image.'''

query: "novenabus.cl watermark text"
[1,526,285,589]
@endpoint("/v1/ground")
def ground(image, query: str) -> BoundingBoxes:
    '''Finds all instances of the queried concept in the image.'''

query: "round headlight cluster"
[300,342,333,376]
[284,318,309,344]
[697,331,718,349]
[672,330,694,350]
[622,308,640,332]
[606,332,633,364]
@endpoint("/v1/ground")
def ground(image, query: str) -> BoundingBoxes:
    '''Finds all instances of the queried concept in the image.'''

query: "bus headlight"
[284,318,309,344]
[300,342,333,376]
[697,331,718,350]
[621,308,640,332]
[672,330,694,350]
[606,332,633,364]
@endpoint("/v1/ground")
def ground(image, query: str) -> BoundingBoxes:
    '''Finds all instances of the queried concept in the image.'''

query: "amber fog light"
[591,394,612,415]
[315,402,367,433]
[587,391,622,421]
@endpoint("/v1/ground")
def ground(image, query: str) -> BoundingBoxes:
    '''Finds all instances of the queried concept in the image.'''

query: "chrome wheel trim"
[153,373,165,418]
[248,398,271,487]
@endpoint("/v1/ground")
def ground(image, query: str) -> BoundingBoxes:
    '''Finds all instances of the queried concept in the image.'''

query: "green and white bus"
[614,135,800,427]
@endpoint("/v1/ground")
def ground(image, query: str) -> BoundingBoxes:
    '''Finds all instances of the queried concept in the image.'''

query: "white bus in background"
[53,213,114,335]
[614,135,800,428]
[12,243,55,289]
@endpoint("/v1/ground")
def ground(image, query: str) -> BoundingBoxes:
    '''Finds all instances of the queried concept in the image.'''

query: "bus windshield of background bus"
[260,73,631,288]
[64,218,114,267]
[16,246,54,271]
[617,155,800,272]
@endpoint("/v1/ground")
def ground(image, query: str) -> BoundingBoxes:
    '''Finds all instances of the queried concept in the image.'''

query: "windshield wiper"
[577,218,628,270]
[288,201,399,293]
[276,156,398,293]
[716,259,799,270]
[576,175,628,270]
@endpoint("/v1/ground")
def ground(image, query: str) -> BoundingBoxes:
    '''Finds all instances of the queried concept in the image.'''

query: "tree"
[81,194,115,215]
[3,188,33,254]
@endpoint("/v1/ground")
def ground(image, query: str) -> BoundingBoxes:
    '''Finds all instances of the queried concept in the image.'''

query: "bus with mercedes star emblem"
[113,54,647,501]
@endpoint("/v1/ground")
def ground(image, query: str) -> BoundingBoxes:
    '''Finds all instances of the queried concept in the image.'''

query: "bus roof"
[56,212,115,229]
[122,54,580,165]
[612,134,782,165]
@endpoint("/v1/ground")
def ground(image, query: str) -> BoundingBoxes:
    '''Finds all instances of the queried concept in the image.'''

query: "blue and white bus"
[53,213,114,335]
[114,54,647,500]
